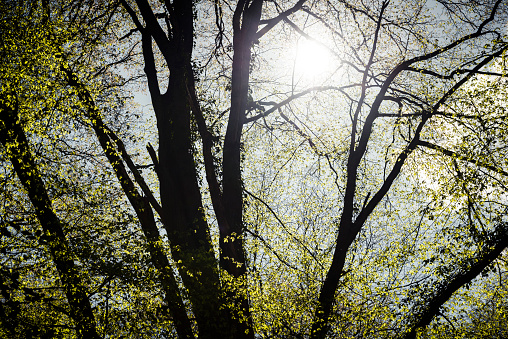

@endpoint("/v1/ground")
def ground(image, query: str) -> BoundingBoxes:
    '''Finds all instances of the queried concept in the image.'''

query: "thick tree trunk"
[129,1,262,337]
[63,64,195,338]
[157,68,224,338]
[127,0,226,336]
[218,1,264,338]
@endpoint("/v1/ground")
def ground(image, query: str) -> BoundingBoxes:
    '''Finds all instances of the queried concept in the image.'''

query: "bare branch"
[244,228,301,271]
[406,66,507,79]
[244,188,325,270]
[102,125,163,216]
[244,86,351,124]
[255,0,307,40]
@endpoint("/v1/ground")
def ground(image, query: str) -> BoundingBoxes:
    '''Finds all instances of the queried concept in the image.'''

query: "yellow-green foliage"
[1,0,508,338]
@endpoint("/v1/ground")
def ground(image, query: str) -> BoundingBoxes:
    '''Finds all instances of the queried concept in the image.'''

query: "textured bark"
[157,69,224,338]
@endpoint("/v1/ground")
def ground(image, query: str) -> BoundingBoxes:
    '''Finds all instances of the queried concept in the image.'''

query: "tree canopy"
[1,0,508,338]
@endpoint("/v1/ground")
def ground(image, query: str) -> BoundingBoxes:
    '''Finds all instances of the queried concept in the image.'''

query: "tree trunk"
[0,100,100,339]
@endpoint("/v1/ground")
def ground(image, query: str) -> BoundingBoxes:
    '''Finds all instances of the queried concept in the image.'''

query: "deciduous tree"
[1,0,508,338]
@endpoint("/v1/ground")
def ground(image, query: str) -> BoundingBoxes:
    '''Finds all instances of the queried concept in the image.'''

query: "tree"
[1,0,508,338]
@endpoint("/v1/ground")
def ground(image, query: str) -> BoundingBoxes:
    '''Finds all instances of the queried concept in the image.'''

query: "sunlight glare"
[294,38,332,81]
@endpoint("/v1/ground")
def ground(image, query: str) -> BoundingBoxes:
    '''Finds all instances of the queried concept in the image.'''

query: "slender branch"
[244,86,349,124]
[141,31,162,106]
[146,142,159,176]
[401,225,508,339]
[406,66,507,79]
[255,0,307,40]
[102,125,163,216]
[277,107,329,157]
[350,0,388,154]
[418,140,508,177]
[119,27,139,40]
[244,228,301,271]
[244,188,325,270]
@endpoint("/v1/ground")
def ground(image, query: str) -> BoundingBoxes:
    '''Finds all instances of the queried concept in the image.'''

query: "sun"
[294,38,332,82]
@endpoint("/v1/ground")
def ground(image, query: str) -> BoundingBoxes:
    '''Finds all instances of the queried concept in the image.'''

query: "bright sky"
[293,38,333,84]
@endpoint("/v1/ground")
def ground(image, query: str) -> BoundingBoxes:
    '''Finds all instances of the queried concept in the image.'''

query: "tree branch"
[244,188,325,270]
[60,64,194,338]
[401,224,508,339]
[185,71,230,236]
[254,0,307,40]
[406,66,507,79]
[102,125,163,216]
[244,228,301,271]
[418,140,508,177]
[0,99,100,339]
[244,86,349,124]
[357,45,506,229]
